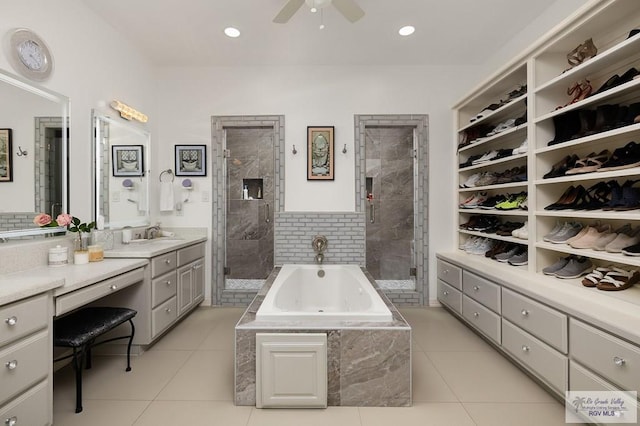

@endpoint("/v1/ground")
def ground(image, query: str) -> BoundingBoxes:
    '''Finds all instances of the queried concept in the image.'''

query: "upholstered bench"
[53,307,137,413]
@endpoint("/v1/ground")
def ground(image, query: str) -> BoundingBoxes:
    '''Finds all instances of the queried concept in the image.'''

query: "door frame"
[211,115,285,306]
[354,114,429,305]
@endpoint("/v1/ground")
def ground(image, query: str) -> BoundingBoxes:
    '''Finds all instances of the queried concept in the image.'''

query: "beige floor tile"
[54,350,191,402]
[133,400,252,426]
[53,399,150,426]
[155,350,234,401]
[464,402,576,426]
[149,316,217,351]
[427,351,556,403]
[358,402,475,426]
[198,322,236,350]
[412,351,458,402]
[247,406,362,426]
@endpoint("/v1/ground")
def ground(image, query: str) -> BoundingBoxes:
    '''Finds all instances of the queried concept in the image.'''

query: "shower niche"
[242,178,263,200]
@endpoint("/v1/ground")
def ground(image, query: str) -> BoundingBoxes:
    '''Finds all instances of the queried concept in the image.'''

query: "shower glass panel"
[365,127,416,289]
[225,127,274,290]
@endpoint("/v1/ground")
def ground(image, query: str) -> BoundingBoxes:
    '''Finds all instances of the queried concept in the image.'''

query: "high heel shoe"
[566,38,598,68]
[545,186,578,210]
[543,154,579,179]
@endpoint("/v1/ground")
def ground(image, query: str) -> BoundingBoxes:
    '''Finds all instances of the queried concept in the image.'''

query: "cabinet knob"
[165,259,171,265]
[473,312,479,318]
[110,284,118,291]
[473,285,479,291]
[5,360,18,370]
[166,280,172,286]
[443,291,449,296]
[4,316,17,326]
[443,269,449,275]
[522,345,530,352]
[613,356,626,367]
[5,416,17,426]
[521,309,529,317]
[166,308,172,314]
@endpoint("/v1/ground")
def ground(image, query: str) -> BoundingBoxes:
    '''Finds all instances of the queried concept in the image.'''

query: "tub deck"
[235,266,412,407]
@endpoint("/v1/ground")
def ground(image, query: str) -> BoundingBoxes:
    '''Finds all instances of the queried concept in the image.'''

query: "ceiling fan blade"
[332,0,365,22]
[273,0,305,23]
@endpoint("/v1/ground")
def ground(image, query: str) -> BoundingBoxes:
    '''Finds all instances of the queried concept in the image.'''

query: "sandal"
[581,266,614,287]
[596,269,640,291]
[567,38,598,68]
[565,150,610,175]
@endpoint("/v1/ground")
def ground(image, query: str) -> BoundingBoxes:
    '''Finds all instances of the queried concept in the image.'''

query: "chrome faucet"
[144,225,161,239]
[312,235,328,265]
[315,253,324,265]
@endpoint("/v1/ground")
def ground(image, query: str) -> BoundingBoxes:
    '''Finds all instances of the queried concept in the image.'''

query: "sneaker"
[511,221,528,239]
[477,194,507,209]
[495,246,519,262]
[622,243,640,256]
[606,226,640,253]
[507,248,528,266]
[554,257,593,279]
[512,138,528,155]
[460,192,488,209]
[472,150,499,165]
[468,238,494,255]
[460,173,481,188]
[593,224,631,251]
[569,224,611,249]
[475,171,498,187]
[542,256,572,275]
[547,222,583,244]
[543,222,564,242]
[495,192,527,210]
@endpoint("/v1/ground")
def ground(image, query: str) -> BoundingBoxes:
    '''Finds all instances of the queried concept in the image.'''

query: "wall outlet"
[201,191,210,202]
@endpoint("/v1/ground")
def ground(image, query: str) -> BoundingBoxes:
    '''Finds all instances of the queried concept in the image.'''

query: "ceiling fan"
[273,0,365,24]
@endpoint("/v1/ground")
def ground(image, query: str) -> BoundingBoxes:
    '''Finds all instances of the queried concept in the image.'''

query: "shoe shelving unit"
[441,0,640,406]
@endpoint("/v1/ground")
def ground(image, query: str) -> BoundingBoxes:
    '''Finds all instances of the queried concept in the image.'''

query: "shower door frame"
[355,114,429,306]
[211,115,285,306]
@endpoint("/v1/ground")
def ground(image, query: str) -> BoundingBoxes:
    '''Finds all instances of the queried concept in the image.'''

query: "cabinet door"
[192,259,204,303]
[177,264,193,316]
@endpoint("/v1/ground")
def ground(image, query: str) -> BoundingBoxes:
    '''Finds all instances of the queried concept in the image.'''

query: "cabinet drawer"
[502,319,567,393]
[152,296,177,338]
[55,267,144,316]
[151,252,177,277]
[462,271,501,314]
[462,295,501,344]
[570,319,640,393]
[437,259,461,290]
[0,331,48,405]
[0,294,48,347]
[502,287,567,353]
[438,280,462,315]
[178,243,205,267]
[0,379,48,426]
[152,271,177,308]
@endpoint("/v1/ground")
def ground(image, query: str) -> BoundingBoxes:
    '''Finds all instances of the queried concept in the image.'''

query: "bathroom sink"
[127,236,183,245]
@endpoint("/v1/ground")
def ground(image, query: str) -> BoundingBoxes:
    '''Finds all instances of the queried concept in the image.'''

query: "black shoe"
[548,110,581,145]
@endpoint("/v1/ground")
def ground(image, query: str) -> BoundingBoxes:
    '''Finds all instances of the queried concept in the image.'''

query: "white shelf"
[460,153,527,172]
[536,241,640,268]
[459,208,528,216]
[535,122,640,155]
[458,125,526,154]
[536,210,640,221]
[534,167,640,185]
[458,94,527,132]
[460,229,528,244]
[459,182,527,193]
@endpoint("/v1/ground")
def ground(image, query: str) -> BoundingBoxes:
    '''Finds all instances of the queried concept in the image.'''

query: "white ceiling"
[81,0,559,67]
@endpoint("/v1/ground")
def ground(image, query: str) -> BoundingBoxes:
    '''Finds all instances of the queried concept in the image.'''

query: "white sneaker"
[461,173,481,188]
[512,221,528,239]
[468,238,493,255]
[472,150,499,165]
[460,192,488,208]
[513,138,528,155]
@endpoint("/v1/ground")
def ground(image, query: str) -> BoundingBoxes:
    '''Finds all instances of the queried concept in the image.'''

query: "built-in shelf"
[460,229,528,244]
[459,209,528,216]
[458,94,527,132]
[459,182,527,193]
[459,153,527,172]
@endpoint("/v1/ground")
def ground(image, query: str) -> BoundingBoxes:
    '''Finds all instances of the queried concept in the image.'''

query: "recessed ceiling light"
[399,26,415,36]
[224,27,241,38]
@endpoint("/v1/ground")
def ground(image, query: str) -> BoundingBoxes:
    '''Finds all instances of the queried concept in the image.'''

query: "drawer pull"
[193,264,202,270]
[613,356,626,367]
[166,308,172,314]
[166,280,172,286]
[4,316,17,326]
[522,345,530,352]
[443,291,449,296]
[443,269,449,275]
[110,284,118,291]
[5,416,17,426]
[5,360,18,370]
[473,285,479,291]
[521,309,529,317]
[473,312,479,318]
[165,259,172,265]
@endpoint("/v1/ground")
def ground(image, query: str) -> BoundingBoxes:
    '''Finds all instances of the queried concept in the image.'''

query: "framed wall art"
[0,129,13,182]
[112,145,144,177]
[175,144,206,176]
[307,126,334,180]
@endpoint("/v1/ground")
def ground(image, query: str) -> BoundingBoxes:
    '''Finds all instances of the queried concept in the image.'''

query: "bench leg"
[71,347,87,413]
[126,319,135,372]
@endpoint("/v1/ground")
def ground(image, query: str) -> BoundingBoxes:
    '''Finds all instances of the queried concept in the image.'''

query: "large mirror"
[0,68,69,238]
[92,112,150,229]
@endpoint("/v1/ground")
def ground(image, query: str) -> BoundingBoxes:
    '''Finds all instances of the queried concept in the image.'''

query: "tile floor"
[53,307,575,426]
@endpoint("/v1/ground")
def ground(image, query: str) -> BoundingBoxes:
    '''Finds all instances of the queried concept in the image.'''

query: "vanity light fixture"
[110,100,148,123]
[398,25,415,36]
[224,27,241,38]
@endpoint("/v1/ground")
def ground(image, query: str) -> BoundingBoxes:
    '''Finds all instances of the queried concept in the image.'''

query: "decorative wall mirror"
[0,67,69,239]
[92,111,150,229]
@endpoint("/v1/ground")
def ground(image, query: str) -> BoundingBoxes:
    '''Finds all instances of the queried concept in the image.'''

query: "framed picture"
[112,145,144,177]
[175,145,206,176]
[0,129,13,182]
[307,126,334,180]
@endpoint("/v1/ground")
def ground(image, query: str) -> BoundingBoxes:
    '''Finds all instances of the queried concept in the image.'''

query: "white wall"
[0,0,156,221]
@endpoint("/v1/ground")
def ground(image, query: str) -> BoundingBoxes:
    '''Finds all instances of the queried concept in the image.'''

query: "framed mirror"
[0,68,69,239]
[92,112,150,229]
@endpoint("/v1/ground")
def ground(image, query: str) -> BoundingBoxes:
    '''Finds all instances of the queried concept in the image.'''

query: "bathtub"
[255,264,393,322]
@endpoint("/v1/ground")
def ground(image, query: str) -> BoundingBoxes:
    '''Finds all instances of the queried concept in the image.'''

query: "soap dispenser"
[243,184,249,200]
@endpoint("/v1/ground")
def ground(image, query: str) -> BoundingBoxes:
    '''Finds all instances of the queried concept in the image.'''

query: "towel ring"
[159,169,174,182]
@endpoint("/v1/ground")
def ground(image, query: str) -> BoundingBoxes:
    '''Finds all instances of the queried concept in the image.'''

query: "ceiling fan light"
[399,25,415,36]
[224,27,241,38]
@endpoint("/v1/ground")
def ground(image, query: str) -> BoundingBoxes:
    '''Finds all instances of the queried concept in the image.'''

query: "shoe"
[496,221,525,236]
[495,192,527,210]
[475,171,498,187]
[581,266,615,287]
[566,38,597,68]
[459,154,483,168]
[543,222,564,242]
[512,138,528,155]
[507,248,528,266]
[554,257,593,279]
[486,118,516,136]
[548,110,581,145]
[621,242,640,256]
[495,246,520,262]
[472,104,502,122]
[460,192,488,209]
[461,173,481,188]
[606,226,640,253]
[565,222,592,244]
[612,180,640,211]
[467,238,494,255]
[547,222,583,244]
[545,185,586,210]
[565,150,610,174]
[485,240,508,258]
[543,155,579,179]
[593,224,630,251]
[511,221,528,240]
[493,148,515,160]
[598,141,640,171]
[542,256,572,275]
[477,194,507,210]
[596,269,640,291]
[569,224,611,249]
[472,150,499,165]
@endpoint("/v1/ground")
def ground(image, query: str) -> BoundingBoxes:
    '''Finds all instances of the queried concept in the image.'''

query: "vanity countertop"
[104,235,207,258]
[0,258,148,305]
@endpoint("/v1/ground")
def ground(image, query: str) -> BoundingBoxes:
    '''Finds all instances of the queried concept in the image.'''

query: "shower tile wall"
[365,127,414,280]
[226,128,274,280]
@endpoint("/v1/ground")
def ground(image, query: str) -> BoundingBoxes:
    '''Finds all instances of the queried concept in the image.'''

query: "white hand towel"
[160,181,174,212]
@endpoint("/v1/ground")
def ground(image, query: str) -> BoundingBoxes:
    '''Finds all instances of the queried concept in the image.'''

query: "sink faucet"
[144,225,161,239]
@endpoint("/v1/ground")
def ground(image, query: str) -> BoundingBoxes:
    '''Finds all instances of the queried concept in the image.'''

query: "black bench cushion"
[54,307,137,348]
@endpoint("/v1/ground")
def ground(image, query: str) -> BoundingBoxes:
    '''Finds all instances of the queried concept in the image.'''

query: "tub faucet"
[312,235,328,265]
[315,253,324,265]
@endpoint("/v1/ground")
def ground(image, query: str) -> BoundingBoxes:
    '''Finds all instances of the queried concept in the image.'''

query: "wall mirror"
[92,111,150,229]
[0,67,69,239]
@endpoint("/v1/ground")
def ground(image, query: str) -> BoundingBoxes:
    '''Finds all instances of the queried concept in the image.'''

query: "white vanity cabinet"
[176,243,205,316]
[436,259,462,315]
[0,294,52,426]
